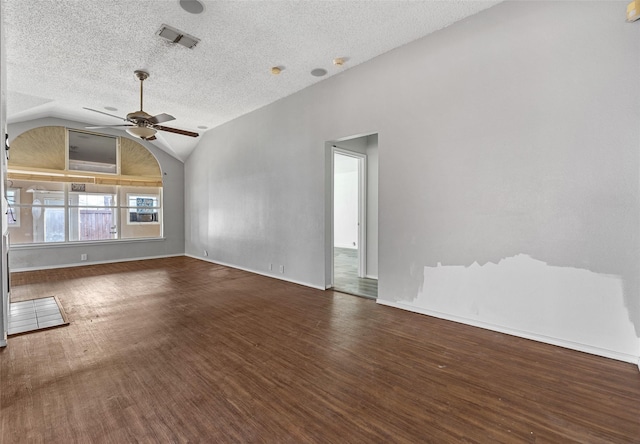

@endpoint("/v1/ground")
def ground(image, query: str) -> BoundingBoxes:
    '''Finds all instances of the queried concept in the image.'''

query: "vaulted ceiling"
[4,0,501,161]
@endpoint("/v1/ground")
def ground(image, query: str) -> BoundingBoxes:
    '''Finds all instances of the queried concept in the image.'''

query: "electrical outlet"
[279,265,284,274]
[204,250,208,257]
[80,254,87,261]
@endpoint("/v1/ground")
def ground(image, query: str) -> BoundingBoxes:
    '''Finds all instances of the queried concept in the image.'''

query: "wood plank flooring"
[333,247,378,299]
[1,256,639,443]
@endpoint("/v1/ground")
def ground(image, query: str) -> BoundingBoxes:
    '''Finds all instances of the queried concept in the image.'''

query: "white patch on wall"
[415,254,638,358]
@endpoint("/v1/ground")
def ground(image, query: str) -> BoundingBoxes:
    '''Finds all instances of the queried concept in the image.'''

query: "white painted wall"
[333,153,358,249]
[7,118,185,270]
[185,1,640,363]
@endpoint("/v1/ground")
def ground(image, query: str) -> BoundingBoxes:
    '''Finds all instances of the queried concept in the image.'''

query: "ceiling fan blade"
[148,113,175,124]
[83,107,127,121]
[154,125,200,138]
[85,124,134,129]
[142,135,157,141]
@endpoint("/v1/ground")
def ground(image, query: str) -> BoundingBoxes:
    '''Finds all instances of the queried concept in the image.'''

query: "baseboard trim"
[185,254,326,291]
[10,254,184,273]
[377,299,640,365]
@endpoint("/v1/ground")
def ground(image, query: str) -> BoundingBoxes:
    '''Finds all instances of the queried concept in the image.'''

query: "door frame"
[331,146,367,282]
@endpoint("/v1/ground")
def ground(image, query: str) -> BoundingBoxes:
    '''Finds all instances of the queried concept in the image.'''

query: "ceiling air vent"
[157,24,200,49]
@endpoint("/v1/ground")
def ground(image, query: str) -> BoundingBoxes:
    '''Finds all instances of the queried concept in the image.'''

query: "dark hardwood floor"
[1,256,639,443]
[333,247,378,299]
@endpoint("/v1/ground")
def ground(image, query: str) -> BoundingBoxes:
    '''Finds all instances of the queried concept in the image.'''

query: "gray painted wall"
[7,117,185,270]
[185,1,639,362]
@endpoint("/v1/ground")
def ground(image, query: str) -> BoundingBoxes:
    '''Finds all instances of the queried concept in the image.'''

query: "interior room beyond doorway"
[331,134,378,299]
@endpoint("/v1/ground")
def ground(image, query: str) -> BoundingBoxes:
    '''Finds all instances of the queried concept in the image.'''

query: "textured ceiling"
[4,0,501,161]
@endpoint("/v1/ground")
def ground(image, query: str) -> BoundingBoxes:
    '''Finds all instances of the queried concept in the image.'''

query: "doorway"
[330,136,378,299]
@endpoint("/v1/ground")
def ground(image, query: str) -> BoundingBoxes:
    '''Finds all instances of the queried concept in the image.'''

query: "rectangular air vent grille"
[157,24,200,49]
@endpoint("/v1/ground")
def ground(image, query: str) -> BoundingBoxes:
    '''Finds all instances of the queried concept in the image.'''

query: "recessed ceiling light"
[271,66,283,75]
[104,106,118,112]
[179,0,204,14]
[311,68,327,77]
[333,58,345,66]
[197,125,208,130]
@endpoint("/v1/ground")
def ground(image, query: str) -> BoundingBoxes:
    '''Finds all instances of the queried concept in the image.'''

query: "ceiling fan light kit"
[127,126,157,139]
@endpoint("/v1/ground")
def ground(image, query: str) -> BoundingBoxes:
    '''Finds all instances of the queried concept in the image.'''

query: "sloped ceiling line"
[4,0,501,161]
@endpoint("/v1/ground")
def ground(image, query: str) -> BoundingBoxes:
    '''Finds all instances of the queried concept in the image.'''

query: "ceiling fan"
[84,70,199,141]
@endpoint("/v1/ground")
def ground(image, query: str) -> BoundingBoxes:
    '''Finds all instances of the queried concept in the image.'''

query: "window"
[6,180,163,244]
[68,130,118,174]
[69,189,117,241]
[127,194,160,224]
[6,188,20,227]
[6,127,163,245]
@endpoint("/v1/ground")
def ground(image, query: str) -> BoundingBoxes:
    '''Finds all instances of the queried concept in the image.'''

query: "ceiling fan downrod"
[134,70,149,112]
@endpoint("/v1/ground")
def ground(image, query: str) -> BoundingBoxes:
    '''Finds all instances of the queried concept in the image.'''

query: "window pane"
[69,184,117,207]
[128,197,159,223]
[70,193,116,208]
[9,205,66,244]
[69,207,117,241]
[44,207,65,242]
[120,208,161,239]
[120,187,162,238]
[68,130,117,174]
[7,207,32,243]
[8,180,66,244]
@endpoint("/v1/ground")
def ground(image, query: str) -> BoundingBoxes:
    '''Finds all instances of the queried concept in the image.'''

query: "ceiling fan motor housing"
[127,110,153,123]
